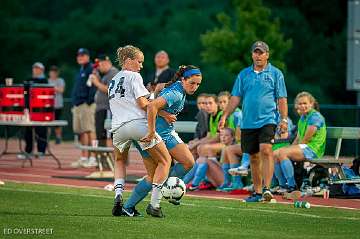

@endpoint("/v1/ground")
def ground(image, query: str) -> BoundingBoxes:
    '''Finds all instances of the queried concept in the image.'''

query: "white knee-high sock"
[150,183,163,208]
[114,178,125,198]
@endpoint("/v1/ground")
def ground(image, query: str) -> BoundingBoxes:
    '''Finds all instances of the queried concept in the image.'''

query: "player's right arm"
[140,97,167,142]
[136,96,150,110]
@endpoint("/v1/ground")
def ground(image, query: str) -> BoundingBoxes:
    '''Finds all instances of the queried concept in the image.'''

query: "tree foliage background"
[0,0,353,104]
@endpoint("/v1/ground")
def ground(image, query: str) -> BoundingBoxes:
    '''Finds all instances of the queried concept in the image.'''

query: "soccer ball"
[161,177,186,200]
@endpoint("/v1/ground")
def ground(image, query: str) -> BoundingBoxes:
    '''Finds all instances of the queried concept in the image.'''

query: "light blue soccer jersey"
[156,81,186,136]
[231,63,287,129]
[300,111,325,129]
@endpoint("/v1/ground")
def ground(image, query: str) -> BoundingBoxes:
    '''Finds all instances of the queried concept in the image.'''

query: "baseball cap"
[32,62,45,70]
[251,41,269,53]
[97,54,111,62]
[77,48,90,55]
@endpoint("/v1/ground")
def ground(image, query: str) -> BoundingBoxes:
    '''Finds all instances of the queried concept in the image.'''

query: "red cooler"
[0,85,25,121]
[29,84,55,121]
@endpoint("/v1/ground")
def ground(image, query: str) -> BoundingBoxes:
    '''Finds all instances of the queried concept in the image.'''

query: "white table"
[0,120,68,168]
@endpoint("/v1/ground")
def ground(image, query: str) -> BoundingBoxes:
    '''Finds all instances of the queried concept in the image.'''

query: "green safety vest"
[209,109,238,137]
[297,109,326,158]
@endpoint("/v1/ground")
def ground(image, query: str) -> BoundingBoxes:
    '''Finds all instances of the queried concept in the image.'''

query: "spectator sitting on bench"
[186,128,236,191]
[273,91,326,193]
[185,92,238,190]
[187,94,220,151]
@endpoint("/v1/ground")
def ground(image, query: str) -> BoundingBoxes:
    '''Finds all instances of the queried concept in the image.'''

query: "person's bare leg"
[80,132,88,158]
[197,143,225,157]
[169,144,194,171]
[114,147,128,180]
[89,131,97,157]
[146,142,172,213]
[226,144,242,164]
[206,160,224,187]
[260,143,274,189]
[146,142,172,185]
[112,147,129,216]
[250,153,262,194]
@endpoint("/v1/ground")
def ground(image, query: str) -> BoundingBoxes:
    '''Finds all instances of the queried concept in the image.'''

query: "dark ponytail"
[165,65,200,88]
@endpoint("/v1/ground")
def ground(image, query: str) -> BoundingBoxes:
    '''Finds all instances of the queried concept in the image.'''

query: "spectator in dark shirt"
[18,62,48,159]
[145,50,175,96]
[71,48,97,168]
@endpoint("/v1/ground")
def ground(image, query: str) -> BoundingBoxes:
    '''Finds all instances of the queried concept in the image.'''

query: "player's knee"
[114,149,127,161]
[273,150,280,162]
[198,144,211,156]
[196,144,204,155]
[277,148,288,161]
[260,147,272,158]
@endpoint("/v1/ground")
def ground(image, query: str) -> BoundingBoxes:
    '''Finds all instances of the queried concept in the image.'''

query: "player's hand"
[218,116,227,130]
[140,131,156,143]
[163,112,177,124]
[278,121,288,139]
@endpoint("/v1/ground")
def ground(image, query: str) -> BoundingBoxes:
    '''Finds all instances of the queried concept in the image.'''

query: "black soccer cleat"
[112,194,123,216]
[146,204,165,218]
[121,207,143,217]
[168,199,181,206]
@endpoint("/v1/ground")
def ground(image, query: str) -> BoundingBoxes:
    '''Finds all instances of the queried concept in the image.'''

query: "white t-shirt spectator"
[48,78,65,109]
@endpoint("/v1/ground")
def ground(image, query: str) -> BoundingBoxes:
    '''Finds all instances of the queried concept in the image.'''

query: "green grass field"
[0,182,359,239]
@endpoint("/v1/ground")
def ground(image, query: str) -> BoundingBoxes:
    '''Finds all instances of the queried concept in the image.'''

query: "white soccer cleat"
[228,166,249,176]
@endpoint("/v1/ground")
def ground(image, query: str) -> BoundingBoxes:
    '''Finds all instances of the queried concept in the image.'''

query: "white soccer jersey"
[109,70,149,131]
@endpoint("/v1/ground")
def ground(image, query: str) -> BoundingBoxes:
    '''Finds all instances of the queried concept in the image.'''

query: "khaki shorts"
[72,103,96,134]
[112,119,162,154]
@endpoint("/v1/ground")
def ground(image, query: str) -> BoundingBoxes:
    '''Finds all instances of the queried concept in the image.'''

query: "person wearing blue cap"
[219,41,288,202]
[71,48,98,168]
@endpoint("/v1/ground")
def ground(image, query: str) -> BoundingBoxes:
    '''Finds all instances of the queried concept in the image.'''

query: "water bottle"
[294,201,311,209]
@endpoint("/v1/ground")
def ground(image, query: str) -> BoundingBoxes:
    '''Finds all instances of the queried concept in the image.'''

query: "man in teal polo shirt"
[219,41,288,202]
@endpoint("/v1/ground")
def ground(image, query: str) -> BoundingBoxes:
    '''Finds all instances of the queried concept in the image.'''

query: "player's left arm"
[275,70,288,135]
[277,97,288,132]
[299,114,323,144]
[300,126,317,144]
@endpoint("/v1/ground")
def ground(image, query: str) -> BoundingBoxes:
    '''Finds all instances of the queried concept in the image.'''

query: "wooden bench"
[307,127,360,182]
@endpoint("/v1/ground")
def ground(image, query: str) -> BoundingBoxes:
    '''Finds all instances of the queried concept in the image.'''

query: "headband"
[183,69,201,78]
